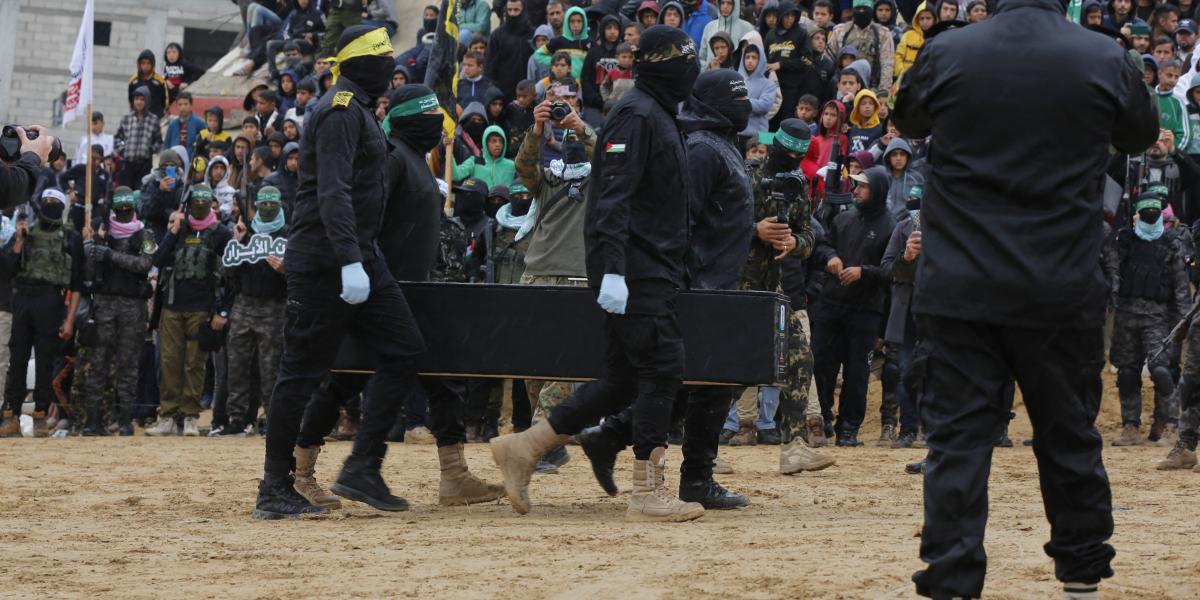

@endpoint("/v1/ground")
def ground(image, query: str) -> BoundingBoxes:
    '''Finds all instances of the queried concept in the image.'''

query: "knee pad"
[1151,366,1177,396]
[881,360,901,392]
[1117,368,1142,395]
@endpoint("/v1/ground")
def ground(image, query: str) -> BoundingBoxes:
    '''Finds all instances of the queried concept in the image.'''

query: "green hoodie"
[1158,89,1189,151]
[533,6,590,80]
[454,125,516,189]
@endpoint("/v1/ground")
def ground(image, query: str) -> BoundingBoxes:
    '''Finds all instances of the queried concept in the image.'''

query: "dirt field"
[2,374,1198,600]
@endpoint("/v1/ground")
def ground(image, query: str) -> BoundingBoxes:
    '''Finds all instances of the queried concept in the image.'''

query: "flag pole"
[84,103,93,233]
[443,138,454,216]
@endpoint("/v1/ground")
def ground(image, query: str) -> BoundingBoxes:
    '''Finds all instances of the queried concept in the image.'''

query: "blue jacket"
[165,114,206,157]
[685,0,714,46]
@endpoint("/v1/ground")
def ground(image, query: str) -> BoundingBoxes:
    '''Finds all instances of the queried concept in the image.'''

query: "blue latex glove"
[340,262,370,305]
[597,273,628,314]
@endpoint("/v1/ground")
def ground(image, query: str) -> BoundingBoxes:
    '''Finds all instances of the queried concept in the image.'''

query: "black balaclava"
[386,85,444,152]
[462,115,487,147]
[687,68,751,132]
[853,6,873,28]
[487,185,510,218]
[336,25,396,100]
[634,25,701,109]
[563,135,588,165]
[510,191,533,216]
[423,5,439,33]
[39,190,66,228]
[766,118,812,175]
[455,187,486,224]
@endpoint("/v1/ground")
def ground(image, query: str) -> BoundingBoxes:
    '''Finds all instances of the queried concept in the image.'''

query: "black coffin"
[332,283,789,386]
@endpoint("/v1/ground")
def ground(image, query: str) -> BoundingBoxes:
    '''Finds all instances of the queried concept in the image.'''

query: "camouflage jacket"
[430,215,469,283]
[739,161,816,292]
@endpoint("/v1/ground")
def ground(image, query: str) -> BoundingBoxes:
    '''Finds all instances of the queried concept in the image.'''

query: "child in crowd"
[745,137,769,162]
[458,51,493,108]
[536,51,575,98]
[848,89,884,152]
[1158,59,1189,148]
[896,3,934,79]
[501,81,538,159]
[602,43,636,108]
[796,94,821,134]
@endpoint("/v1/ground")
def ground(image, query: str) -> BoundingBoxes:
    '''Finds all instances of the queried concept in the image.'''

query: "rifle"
[1117,153,1144,229]
[818,137,852,227]
[1150,290,1200,363]
[148,192,189,332]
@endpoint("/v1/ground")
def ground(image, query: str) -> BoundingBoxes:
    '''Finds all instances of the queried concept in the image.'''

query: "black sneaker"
[252,476,329,520]
[118,423,134,436]
[481,422,499,442]
[679,478,748,510]
[892,431,917,448]
[995,434,1014,448]
[330,455,410,512]
[904,459,926,474]
[577,426,620,496]
[756,428,782,445]
[718,429,735,446]
[835,430,864,447]
[209,422,249,437]
[1023,438,1034,447]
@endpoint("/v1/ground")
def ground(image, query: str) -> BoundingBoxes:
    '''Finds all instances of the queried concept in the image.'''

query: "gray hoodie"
[204,155,237,221]
[882,138,922,221]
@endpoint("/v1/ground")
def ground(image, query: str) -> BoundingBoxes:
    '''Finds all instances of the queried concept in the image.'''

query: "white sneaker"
[144,418,178,436]
[182,417,200,437]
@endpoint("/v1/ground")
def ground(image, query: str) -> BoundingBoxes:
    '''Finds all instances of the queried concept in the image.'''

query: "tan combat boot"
[0,410,20,437]
[626,447,704,522]
[1156,441,1198,470]
[293,445,342,509]
[729,421,757,446]
[1155,423,1180,448]
[439,443,504,506]
[806,416,828,447]
[31,410,50,438]
[490,420,570,514]
[780,436,837,475]
[1111,424,1142,446]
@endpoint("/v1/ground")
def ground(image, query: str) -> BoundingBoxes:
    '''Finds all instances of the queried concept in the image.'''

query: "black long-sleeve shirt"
[152,224,232,313]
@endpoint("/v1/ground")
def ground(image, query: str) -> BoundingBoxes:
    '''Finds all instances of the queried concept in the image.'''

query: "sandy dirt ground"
[2,373,1199,600]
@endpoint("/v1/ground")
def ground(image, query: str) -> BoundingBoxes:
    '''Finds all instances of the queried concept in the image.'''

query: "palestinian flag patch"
[605,142,626,153]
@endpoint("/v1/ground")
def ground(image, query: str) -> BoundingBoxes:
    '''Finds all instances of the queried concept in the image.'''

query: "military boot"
[489,420,570,514]
[0,410,21,437]
[729,422,757,446]
[293,446,342,509]
[876,424,897,447]
[438,443,505,506]
[780,437,836,475]
[252,474,330,520]
[1111,423,1142,446]
[1156,441,1198,470]
[1148,420,1166,443]
[626,447,705,523]
[1155,422,1180,448]
[331,453,409,512]
[577,425,622,496]
[806,416,828,447]
[31,410,50,437]
[679,477,748,510]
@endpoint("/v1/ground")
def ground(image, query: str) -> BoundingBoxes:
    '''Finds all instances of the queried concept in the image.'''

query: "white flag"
[63,0,94,125]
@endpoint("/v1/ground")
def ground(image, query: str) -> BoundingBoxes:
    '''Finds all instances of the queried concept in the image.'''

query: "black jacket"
[893,0,1159,329]
[678,101,753,291]
[581,15,623,111]
[585,85,690,311]
[288,78,388,270]
[219,229,288,312]
[262,167,299,214]
[764,4,814,92]
[813,166,895,313]
[781,216,826,310]
[485,12,536,100]
[139,170,187,243]
[0,153,41,211]
[382,134,442,282]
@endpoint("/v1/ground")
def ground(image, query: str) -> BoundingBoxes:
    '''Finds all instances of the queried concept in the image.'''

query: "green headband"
[256,188,282,205]
[190,188,214,202]
[774,129,811,154]
[112,191,136,207]
[1135,199,1162,212]
[381,94,440,136]
[509,182,529,195]
[852,0,873,8]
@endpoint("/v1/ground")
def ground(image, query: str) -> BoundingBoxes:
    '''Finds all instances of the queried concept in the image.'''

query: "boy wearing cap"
[0,188,84,437]
[80,186,155,436]
[213,186,288,437]
[146,185,233,436]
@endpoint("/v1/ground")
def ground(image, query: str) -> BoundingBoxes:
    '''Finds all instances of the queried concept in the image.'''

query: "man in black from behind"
[893,0,1159,597]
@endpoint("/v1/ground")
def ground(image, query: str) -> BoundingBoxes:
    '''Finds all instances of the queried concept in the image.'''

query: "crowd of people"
[0,0,1198,479]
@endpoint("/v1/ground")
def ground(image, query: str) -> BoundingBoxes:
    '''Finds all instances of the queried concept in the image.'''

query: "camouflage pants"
[83,296,147,425]
[1176,315,1200,450]
[521,274,588,422]
[225,297,285,427]
[1110,310,1178,426]
[733,309,814,441]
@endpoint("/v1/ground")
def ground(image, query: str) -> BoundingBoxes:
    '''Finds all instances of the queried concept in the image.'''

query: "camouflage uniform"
[431,215,469,283]
[734,160,816,441]
[1177,309,1200,451]
[488,224,530,285]
[1102,227,1191,427]
[225,298,285,426]
[81,227,155,429]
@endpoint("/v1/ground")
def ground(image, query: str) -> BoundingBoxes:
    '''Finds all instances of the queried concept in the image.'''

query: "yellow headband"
[330,27,395,83]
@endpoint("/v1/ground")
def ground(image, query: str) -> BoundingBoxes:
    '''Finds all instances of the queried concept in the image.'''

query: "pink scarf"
[187,211,217,232]
[107,214,144,239]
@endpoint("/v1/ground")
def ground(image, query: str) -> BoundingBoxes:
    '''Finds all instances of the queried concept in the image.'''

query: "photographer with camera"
[511,79,596,471]
[0,125,60,211]
[534,78,587,167]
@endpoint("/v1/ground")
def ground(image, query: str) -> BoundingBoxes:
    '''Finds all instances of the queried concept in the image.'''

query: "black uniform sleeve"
[1111,53,1161,156]
[813,212,840,265]
[686,142,722,228]
[107,232,154,276]
[152,231,179,268]
[0,236,20,279]
[68,233,85,292]
[0,153,41,211]
[892,44,935,139]
[592,111,650,276]
[314,109,366,266]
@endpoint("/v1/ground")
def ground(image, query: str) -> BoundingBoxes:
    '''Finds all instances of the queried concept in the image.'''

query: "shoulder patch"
[142,238,157,255]
[332,91,355,109]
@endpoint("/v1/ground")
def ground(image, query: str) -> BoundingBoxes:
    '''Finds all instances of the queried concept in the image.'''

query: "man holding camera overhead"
[0,126,58,211]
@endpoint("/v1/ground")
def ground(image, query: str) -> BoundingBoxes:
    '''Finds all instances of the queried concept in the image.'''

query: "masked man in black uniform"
[254,26,432,520]
[893,0,1159,596]
[490,25,705,523]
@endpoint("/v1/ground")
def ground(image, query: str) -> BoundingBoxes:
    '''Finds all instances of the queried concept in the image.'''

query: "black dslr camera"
[549,101,571,122]
[760,170,807,223]
[0,125,63,163]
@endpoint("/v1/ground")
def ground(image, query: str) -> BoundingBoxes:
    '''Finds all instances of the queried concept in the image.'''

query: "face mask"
[766,148,798,175]
[424,17,438,32]
[510,196,533,216]
[463,119,487,145]
[393,113,444,152]
[113,205,135,223]
[1135,216,1165,241]
[727,100,752,132]
[1138,208,1162,225]
[853,7,872,27]
[339,55,396,100]
[257,204,281,222]
[40,201,65,227]
[189,202,212,220]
